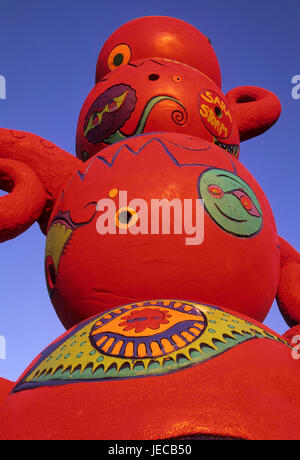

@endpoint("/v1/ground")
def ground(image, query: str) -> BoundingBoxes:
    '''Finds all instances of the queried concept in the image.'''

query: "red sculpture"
[76,17,281,162]
[0,16,299,440]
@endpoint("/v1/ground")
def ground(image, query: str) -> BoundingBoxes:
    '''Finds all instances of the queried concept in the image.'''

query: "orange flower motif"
[119,308,171,333]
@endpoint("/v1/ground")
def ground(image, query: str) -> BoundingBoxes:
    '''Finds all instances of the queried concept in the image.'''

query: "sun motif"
[118,308,172,334]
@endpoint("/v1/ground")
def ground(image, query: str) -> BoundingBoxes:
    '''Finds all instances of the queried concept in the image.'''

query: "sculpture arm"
[0,128,81,239]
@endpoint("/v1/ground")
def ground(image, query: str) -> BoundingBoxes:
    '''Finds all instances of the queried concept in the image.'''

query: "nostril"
[148,73,160,81]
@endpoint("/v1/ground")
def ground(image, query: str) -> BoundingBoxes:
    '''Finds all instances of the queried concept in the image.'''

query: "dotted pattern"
[13,300,289,392]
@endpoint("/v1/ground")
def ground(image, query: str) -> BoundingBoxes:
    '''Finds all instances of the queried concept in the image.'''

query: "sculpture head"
[95,16,222,87]
[76,59,240,162]
[46,133,280,329]
[76,16,281,162]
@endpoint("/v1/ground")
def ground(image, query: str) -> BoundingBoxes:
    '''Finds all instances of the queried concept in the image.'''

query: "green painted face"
[198,168,263,237]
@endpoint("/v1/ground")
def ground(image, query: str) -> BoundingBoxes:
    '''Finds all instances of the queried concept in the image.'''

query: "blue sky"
[0,0,299,381]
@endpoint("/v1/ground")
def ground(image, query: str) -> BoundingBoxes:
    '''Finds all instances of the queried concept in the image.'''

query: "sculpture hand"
[0,128,81,239]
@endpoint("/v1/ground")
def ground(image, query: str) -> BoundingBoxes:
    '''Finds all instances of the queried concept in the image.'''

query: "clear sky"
[0,0,299,381]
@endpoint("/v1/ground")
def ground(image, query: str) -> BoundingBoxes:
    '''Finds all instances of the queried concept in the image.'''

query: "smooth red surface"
[50,133,280,329]
[77,59,240,162]
[95,16,222,87]
[1,337,300,440]
[277,237,300,327]
[0,379,14,409]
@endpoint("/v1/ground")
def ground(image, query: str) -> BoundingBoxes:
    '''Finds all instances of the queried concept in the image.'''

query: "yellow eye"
[115,206,138,229]
[107,44,131,71]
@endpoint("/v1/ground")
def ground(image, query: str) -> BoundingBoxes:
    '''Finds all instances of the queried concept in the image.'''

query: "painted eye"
[92,113,99,125]
[83,87,133,142]
[107,44,131,71]
[198,169,263,238]
[240,195,253,210]
[107,100,118,111]
[207,184,224,198]
[115,206,138,229]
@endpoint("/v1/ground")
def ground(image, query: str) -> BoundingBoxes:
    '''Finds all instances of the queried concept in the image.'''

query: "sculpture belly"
[1,300,300,440]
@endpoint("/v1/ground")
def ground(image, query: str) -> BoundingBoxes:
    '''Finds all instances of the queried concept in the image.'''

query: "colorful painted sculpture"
[76,17,281,162]
[76,59,241,162]
[0,16,300,440]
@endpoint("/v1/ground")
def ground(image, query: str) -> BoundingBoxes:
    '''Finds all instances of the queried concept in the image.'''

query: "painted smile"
[214,203,247,223]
